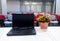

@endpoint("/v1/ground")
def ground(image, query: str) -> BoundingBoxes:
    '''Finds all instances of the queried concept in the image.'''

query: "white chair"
[45,14,56,21]
[7,14,12,21]
[49,15,56,21]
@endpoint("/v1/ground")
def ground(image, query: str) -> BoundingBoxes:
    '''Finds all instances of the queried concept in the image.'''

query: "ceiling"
[7,0,54,2]
[20,0,54,2]
[7,0,19,1]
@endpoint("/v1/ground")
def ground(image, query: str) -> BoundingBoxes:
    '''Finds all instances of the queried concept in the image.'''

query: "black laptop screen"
[12,14,34,29]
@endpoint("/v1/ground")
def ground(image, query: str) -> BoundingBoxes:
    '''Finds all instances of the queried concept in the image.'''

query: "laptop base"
[7,29,36,36]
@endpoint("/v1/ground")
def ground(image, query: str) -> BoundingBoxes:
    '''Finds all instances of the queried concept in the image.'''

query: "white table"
[0,27,60,41]
[50,21,58,23]
[4,21,12,26]
[4,21,12,25]
[4,21,12,24]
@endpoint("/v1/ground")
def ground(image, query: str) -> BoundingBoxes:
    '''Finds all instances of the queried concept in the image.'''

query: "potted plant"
[37,16,51,30]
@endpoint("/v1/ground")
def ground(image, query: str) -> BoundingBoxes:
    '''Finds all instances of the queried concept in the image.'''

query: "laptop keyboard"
[11,29,34,34]
[7,29,36,36]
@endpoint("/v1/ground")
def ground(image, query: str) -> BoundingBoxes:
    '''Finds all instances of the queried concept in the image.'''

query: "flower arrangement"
[37,16,51,23]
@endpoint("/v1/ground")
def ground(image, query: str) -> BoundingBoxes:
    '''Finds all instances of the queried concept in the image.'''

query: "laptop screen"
[12,14,34,29]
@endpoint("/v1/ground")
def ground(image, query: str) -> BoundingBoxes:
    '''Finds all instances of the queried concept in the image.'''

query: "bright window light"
[32,2,37,4]
[24,1,29,4]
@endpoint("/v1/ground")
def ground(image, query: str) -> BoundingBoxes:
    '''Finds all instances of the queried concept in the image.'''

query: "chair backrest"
[7,14,12,21]
[0,15,5,20]
[37,14,43,18]
[34,15,37,21]
[54,14,60,19]
[49,15,56,21]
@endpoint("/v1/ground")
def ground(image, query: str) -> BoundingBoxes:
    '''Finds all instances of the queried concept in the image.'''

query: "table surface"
[0,27,60,41]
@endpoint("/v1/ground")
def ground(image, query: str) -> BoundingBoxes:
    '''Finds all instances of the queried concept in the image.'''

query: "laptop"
[7,14,36,36]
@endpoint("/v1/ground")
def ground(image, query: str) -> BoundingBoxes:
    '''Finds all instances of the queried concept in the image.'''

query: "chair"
[34,15,37,26]
[37,13,43,18]
[54,14,60,23]
[0,14,5,26]
[7,14,12,21]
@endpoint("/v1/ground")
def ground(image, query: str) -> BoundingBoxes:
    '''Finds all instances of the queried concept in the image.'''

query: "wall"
[56,0,60,14]
[0,0,2,14]
[1,0,7,15]
[7,0,20,13]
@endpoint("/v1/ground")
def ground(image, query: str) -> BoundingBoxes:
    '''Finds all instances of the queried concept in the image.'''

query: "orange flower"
[37,16,51,23]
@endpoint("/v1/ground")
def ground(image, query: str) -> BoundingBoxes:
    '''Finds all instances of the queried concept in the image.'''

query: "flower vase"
[39,22,49,31]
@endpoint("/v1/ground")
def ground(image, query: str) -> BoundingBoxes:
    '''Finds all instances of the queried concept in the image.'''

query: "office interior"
[0,0,60,27]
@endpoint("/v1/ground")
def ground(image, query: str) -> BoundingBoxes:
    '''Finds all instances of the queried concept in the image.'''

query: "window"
[45,2,52,12]
[20,2,42,13]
